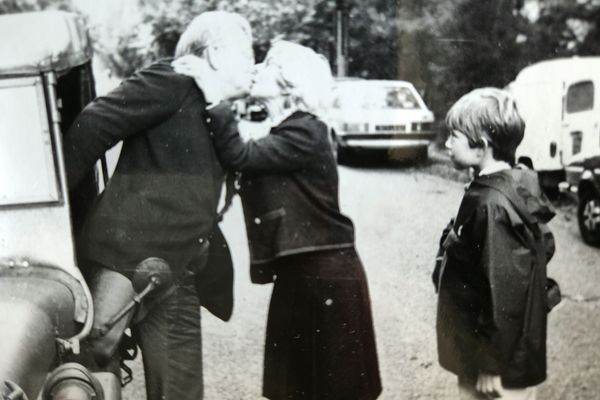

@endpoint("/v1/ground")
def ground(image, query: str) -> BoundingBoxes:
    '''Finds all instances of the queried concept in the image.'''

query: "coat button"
[254,218,261,225]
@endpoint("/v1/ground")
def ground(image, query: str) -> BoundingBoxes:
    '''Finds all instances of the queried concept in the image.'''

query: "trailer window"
[566,81,594,113]
[0,76,61,206]
[571,131,583,155]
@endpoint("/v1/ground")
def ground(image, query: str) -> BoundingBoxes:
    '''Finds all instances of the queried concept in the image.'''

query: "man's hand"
[476,372,502,398]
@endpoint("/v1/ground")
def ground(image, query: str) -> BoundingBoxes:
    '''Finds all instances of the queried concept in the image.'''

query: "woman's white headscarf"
[265,40,334,122]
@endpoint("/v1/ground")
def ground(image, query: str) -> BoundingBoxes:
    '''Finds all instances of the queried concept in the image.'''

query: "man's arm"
[63,63,193,188]
[206,103,320,173]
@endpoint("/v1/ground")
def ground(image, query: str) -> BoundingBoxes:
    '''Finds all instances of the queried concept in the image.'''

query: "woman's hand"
[476,372,502,398]
[172,55,225,106]
[172,54,203,79]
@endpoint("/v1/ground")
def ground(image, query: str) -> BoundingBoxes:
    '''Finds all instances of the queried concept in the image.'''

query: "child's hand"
[432,218,455,292]
[476,372,502,398]
[439,218,455,248]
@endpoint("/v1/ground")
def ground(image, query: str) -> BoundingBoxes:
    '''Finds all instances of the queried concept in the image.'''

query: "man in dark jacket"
[63,11,254,400]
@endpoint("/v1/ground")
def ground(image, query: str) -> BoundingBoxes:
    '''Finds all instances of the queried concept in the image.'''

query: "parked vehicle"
[561,156,600,247]
[509,57,600,190]
[330,79,436,162]
[0,11,161,400]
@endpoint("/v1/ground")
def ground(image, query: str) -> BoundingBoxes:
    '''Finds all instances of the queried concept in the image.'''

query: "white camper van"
[510,57,600,188]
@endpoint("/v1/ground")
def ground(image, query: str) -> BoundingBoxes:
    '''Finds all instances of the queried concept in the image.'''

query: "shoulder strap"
[216,172,240,223]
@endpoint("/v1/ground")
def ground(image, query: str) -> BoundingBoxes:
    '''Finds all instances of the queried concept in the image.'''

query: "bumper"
[337,132,436,149]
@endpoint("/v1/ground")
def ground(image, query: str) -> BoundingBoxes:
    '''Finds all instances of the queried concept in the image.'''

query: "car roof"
[515,56,600,83]
[0,11,92,75]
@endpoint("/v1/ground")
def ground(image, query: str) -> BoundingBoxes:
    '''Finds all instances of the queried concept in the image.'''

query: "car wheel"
[578,191,600,247]
[330,129,348,163]
[416,145,428,164]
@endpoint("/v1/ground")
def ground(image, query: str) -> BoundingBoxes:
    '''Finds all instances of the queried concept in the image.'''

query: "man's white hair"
[266,40,334,120]
[175,11,252,58]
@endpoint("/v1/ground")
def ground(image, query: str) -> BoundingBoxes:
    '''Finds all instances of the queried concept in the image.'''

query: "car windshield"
[0,77,60,206]
[334,84,421,110]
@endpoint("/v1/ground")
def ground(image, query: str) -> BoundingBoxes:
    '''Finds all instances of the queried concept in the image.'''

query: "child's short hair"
[445,87,525,164]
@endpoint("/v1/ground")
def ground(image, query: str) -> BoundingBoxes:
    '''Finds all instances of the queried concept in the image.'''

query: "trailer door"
[562,80,598,165]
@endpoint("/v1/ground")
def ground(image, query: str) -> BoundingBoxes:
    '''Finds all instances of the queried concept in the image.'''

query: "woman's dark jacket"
[62,60,233,321]
[434,169,555,388]
[207,106,355,282]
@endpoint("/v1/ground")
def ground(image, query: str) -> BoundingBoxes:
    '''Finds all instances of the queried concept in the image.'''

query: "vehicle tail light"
[420,122,434,131]
[342,123,362,133]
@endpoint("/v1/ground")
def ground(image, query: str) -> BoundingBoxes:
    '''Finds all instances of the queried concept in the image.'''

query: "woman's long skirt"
[262,247,382,400]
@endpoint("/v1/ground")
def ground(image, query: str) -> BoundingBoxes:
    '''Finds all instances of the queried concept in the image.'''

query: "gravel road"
[124,163,600,400]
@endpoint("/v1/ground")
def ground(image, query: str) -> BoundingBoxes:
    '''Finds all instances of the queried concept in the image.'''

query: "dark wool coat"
[434,168,555,388]
[63,60,233,321]
[207,105,355,282]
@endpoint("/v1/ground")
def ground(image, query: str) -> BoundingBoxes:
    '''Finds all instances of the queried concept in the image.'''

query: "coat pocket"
[248,208,286,261]
[185,236,211,277]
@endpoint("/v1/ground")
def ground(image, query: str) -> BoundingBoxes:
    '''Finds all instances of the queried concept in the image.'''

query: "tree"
[96,0,453,81]
[99,0,330,77]
[434,0,528,112]
[0,0,70,14]
[529,0,600,58]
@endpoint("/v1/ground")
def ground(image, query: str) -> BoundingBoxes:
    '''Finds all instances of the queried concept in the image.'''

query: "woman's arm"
[206,102,321,173]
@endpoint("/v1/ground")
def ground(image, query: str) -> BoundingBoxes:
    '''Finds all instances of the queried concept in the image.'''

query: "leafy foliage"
[430,0,529,114]
[0,0,71,14]
[6,0,600,125]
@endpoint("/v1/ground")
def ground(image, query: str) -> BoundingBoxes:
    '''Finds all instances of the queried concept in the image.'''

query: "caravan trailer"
[510,57,600,189]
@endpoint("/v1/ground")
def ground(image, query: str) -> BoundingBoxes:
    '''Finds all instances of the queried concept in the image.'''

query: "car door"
[561,79,599,166]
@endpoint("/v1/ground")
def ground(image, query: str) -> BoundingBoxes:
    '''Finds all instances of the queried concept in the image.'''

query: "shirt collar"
[478,160,511,176]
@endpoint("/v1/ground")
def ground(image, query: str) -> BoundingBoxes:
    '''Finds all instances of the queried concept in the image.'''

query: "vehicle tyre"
[330,129,348,164]
[578,191,600,247]
[538,170,565,198]
[416,145,428,164]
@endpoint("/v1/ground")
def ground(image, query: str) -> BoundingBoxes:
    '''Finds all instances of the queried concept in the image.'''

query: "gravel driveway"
[124,163,600,400]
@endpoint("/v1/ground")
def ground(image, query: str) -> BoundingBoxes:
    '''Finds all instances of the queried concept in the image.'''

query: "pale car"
[330,79,436,162]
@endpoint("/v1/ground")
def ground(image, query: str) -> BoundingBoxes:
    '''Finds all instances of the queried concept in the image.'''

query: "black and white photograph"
[0,0,599,399]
